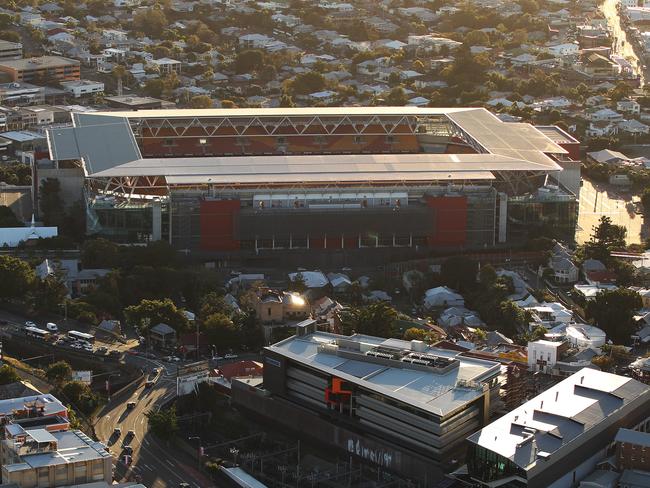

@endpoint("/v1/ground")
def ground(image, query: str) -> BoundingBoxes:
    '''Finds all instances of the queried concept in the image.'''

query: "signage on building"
[72,370,92,385]
[346,437,394,468]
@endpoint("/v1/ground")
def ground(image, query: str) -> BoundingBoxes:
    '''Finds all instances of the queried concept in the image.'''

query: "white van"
[46,323,58,332]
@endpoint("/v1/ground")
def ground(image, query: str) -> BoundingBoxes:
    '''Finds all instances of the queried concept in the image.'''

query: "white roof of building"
[267,331,501,417]
[466,368,650,473]
[288,271,328,288]
[47,108,565,181]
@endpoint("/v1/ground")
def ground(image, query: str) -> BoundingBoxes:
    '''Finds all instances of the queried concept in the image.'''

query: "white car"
[224,353,238,359]
[25,321,36,328]
[46,322,58,332]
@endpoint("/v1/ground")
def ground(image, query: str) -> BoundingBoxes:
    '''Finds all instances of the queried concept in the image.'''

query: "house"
[35,258,110,296]
[585,269,618,286]
[587,149,630,165]
[619,119,650,135]
[438,306,484,328]
[549,256,579,283]
[526,302,574,329]
[251,289,310,324]
[574,283,618,300]
[588,107,624,122]
[148,58,181,75]
[423,286,464,309]
[308,90,336,104]
[586,121,619,137]
[148,323,176,349]
[327,272,352,295]
[546,42,579,56]
[583,258,607,273]
[617,99,641,114]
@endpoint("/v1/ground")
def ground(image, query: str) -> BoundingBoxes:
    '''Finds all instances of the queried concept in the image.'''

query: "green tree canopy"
[203,312,239,350]
[124,298,190,332]
[234,49,265,73]
[0,255,35,300]
[583,216,627,264]
[132,8,167,38]
[30,275,67,315]
[46,361,72,386]
[0,365,20,385]
[60,380,98,415]
[586,288,642,344]
[385,86,408,105]
[81,238,120,269]
[189,95,213,109]
[340,302,398,338]
[0,206,22,227]
[39,178,64,227]
[145,406,178,440]
[290,71,327,96]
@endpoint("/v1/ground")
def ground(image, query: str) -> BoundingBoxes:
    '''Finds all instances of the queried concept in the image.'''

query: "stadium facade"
[46,107,578,263]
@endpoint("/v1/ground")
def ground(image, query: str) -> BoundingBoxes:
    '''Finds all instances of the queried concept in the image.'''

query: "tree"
[403,327,438,343]
[199,292,230,321]
[143,79,164,98]
[385,86,407,106]
[0,205,22,227]
[479,264,498,287]
[132,8,167,38]
[30,275,67,314]
[112,64,127,94]
[203,312,239,350]
[46,361,72,386]
[583,216,627,264]
[234,50,265,73]
[530,325,547,341]
[279,93,295,107]
[586,288,642,344]
[340,302,398,338]
[499,301,528,337]
[474,328,487,342]
[0,365,20,385]
[60,380,98,415]
[0,31,20,43]
[40,178,64,227]
[124,298,190,332]
[641,187,650,215]
[291,71,327,96]
[189,95,213,109]
[441,256,478,292]
[145,406,178,440]
[81,238,120,268]
[591,354,614,371]
[0,256,35,301]
[288,273,307,293]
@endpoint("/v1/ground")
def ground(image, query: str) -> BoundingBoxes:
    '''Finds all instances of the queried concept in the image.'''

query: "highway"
[95,356,215,488]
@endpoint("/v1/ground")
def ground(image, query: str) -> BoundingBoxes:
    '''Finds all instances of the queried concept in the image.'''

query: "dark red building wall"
[199,200,240,251]
[425,196,468,246]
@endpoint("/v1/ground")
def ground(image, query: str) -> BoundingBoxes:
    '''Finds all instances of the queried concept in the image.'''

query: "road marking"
[166,460,175,467]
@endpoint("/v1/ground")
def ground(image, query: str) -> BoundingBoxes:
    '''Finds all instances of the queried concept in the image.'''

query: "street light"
[188,436,202,467]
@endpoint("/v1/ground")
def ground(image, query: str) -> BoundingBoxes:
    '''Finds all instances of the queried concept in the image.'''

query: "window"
[385,135,394,144]
[199,138,207,145]
[268,307,271,316]
[354,136,363,144]
[163,138,174,147]
[277,137,286,145]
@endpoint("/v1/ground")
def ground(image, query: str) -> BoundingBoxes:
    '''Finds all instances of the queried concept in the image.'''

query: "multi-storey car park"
[46,107,579,264]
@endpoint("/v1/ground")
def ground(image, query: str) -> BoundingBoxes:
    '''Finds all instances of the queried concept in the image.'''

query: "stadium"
[46,107,578,264]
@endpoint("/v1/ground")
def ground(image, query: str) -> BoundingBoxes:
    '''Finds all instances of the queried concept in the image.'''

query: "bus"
[25,327,50,340]
[68,330,95,343]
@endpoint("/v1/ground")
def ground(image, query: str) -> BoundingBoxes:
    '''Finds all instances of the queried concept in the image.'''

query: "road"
[95,356,214,488]
[601,0,645,84]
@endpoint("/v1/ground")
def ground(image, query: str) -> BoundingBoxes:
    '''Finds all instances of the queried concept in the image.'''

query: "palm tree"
[112,65,127,96]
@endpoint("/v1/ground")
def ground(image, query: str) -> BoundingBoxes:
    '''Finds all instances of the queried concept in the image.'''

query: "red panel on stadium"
[425,196,468,246]
[200,200,240,251]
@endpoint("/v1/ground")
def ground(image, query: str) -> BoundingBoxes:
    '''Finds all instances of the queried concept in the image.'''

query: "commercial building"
[1,428,112,487]
[0,56,80,83]
[60,80,104,98]
[233,325,502,483]
[46,107,578,262]
[465,368,650,488]
[0,41,22,62]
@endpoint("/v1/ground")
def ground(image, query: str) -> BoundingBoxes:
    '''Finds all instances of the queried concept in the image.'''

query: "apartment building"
[0,56,80,83]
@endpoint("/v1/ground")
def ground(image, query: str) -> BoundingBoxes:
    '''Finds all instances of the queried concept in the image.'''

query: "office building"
[465,368,650,488]
[1,428,112,487]
[0,56,80,83]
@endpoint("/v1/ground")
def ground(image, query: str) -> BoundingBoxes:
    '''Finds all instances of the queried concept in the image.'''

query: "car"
[123,445,133,454]
[95,346,108,354]
[145,380,155,388]
[162,356,172,362]
[179,483,191,488]
[171,356,181,362]
[46,322,58,332]
[113,427,121,437]
[25,321,36,328]
[127,401,136,409]
[224,353,238,359]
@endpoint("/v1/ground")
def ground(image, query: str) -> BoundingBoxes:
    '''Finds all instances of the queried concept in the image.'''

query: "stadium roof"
[267,331,501,417]
[89,152,556,184]
[48,107,565,183]
[466,368,650,474]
